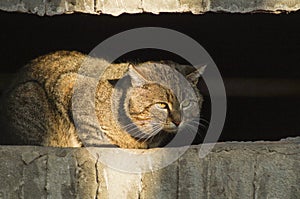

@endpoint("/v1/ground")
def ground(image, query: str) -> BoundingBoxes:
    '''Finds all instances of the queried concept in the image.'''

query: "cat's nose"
[173,120,181,127]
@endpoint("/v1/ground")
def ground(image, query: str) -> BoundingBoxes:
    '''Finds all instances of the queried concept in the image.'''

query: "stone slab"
[0,137,299,198]
[0,0,299,16]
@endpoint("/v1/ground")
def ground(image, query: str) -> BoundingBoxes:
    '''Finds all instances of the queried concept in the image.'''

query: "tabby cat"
[0,51,205,149]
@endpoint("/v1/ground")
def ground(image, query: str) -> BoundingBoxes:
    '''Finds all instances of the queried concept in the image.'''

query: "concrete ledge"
[0,137,299,198]
[0,0,299,16]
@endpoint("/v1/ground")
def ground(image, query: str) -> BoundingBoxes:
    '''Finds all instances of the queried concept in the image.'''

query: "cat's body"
[1,51,204,148]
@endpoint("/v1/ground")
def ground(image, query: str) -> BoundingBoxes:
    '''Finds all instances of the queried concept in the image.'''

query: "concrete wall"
[0,0,299,16]
[0,137,299,198]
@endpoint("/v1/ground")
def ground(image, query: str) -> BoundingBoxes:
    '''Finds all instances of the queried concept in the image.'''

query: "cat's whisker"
[127,127,146,137]
[122,122,148,134]
[142,132,160,144]
[131,129,149,139]
[121,121,145,130]
[198,123,208,129]
[200,117,210,124]
[188,120,208,129]
[129,124,158,139]
[184,123,199,130]
[123,125,139,133]
[141,126,162,143]
[136,129,154,142]
[146,130,160,145]
[121,123,136,129]
[143,125,162,137]
[135,124,162,142]
[124,121,164,138]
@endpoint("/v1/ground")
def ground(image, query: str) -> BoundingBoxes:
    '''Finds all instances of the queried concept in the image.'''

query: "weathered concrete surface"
[0,0,299,16]
[0,137,299,198]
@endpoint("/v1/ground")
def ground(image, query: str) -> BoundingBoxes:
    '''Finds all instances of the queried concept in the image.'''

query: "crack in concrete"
[252,155,258,199]
[94,154,100,199]
[138,0,145,12]
[45,154,50,199]
[21,151,49,198]
[74,153,80,199]
[20,166,25,199]
[137,173,143,199]
[93,0,97,13]
[266,148,300,156]
[43,0,47,16]
[21,153,47,165]
[206,154,212,199]
[176,159,180,199]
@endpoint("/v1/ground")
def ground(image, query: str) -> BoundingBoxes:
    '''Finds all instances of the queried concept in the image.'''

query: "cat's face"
[128,83,181,137]
[117,64,204,147]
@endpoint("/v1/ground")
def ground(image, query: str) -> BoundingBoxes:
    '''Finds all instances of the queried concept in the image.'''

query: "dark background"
[1,11,300,142]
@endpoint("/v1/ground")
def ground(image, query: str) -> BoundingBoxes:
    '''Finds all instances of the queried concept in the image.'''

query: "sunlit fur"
[1,51,205,148]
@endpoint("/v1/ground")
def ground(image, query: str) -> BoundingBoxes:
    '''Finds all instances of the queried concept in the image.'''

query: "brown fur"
[1,51,204,148]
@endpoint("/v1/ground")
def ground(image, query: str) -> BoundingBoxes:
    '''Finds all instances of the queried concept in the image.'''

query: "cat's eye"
[181,100,191,108]
[155,102,168,110]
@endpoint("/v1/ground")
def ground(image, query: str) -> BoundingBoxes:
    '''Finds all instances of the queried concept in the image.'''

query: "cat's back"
[0,51,130,146]
[13,51,85,89]
[0,51,96,145]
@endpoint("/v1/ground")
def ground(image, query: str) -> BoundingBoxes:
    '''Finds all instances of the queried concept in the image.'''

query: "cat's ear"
[186,65,206,85]
[107,79,119,87]
[128,64,148,87]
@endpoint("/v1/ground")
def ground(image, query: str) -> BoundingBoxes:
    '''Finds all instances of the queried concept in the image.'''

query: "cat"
[0,51,205,149]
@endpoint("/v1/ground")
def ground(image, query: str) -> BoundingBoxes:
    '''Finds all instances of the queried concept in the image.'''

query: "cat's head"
[112,63,205,148]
